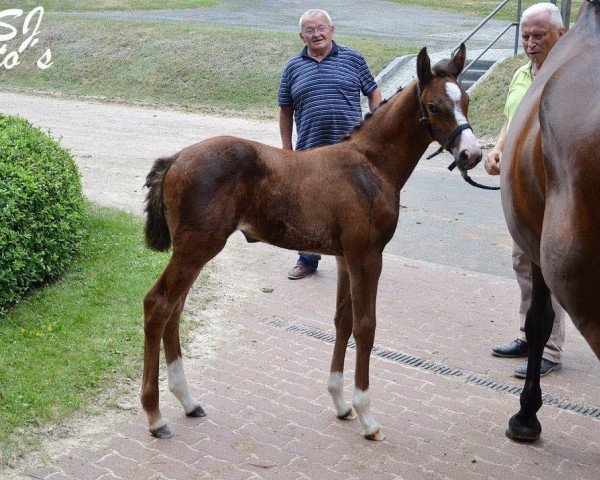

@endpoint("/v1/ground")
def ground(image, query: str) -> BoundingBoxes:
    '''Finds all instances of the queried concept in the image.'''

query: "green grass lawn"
[469,54,527,139]
[0,204,206,465]
[0,16,410,119]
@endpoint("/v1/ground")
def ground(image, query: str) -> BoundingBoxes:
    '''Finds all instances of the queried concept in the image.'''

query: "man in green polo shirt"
[485,2,565,378]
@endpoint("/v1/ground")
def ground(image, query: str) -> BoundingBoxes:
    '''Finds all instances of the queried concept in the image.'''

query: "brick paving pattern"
[7,236,600,480]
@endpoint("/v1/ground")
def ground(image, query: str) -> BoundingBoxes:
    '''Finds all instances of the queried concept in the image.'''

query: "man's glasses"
[303,26,330,36]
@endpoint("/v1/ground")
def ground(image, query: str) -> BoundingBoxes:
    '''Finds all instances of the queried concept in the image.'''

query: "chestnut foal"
[142,44,481,440]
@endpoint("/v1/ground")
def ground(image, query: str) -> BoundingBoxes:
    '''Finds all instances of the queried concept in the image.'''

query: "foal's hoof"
[151,424,173,439]
[364,428,385,441]
[505,413,541,443]
[186,405,206,418]
[338,407,357,420]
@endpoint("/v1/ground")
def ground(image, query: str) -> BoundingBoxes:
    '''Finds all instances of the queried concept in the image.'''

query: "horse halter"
[416,82,473,159]
[416,82,499,191]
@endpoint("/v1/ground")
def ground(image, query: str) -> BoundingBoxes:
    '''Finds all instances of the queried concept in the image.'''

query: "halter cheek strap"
[423,122,474,160]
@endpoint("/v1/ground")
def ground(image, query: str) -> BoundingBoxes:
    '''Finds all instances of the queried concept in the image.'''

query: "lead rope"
[448,161,500,190]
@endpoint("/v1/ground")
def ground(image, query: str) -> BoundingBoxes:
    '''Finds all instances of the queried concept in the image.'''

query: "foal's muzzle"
[455,147,483,171]
[449,148,499,191]
[446,123,481,172]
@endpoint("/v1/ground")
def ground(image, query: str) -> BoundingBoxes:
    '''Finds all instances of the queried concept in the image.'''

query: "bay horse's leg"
[142,247,220,438]
[506,264,554,442]
[348,252,384,441]
[327,256,357,420]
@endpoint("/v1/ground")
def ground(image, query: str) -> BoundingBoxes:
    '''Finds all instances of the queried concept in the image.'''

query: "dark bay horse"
[142,44,482,440]
[501,0,600,442]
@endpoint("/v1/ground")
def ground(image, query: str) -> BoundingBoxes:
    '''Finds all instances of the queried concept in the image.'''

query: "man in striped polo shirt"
[279,8,381,280]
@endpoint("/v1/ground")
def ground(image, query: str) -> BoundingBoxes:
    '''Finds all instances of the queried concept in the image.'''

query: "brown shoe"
[287,263,316,280]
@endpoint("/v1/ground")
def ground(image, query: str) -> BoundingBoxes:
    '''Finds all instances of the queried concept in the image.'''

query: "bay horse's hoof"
[338,407,357,420]
[364,428,385,441]
[505,413,541,442]
[151,424,173,439]
[186,405,206,418]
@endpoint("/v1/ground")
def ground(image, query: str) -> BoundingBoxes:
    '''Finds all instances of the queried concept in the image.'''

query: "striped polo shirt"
[278,41,378,151]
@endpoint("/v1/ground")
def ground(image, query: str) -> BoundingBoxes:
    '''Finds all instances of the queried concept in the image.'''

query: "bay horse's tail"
[144,155,176,252]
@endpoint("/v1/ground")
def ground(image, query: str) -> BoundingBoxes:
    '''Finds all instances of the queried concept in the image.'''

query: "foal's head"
[416,44,482,171]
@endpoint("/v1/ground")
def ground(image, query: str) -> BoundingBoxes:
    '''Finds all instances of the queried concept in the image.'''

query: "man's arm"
[367,87,382,112]
[279,106,294,150]
[484,120,508,176]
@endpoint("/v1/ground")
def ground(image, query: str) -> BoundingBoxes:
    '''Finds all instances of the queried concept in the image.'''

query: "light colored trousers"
[513,242,565,363]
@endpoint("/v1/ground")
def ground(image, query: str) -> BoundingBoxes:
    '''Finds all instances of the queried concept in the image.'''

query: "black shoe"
[491,338,528,358]
[514,358,561,379]
[287,263,316,280]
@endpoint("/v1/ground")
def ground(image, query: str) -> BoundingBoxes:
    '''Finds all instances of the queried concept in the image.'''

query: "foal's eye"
[427,103,440,114]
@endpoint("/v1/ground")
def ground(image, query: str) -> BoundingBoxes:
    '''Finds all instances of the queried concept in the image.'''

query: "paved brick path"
[10,237,600,480]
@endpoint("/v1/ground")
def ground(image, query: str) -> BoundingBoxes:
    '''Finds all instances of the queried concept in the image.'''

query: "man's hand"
[485,148,502,175]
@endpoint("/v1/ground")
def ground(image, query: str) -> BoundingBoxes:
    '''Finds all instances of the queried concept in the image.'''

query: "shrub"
[0,114,85,315]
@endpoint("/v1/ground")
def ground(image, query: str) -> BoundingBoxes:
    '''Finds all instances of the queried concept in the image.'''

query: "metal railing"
[453,0,572,80]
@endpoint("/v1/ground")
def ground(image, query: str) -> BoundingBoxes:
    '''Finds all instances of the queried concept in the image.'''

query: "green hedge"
[0,114,85,315]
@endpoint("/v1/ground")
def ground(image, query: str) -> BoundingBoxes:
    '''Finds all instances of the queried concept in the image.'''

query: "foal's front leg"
[506,264,554,442]
[327,256,357,420]
[348,252,385,441]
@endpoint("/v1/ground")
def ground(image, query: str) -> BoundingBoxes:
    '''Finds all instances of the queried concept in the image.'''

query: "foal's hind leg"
[348,251,384,441]
[506,264,554,442]
[327,256,357,420]
[142,246,222,438]
[163,298,206,418]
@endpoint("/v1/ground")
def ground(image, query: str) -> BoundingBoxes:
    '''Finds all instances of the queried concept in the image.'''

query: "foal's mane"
[340,85,406,142]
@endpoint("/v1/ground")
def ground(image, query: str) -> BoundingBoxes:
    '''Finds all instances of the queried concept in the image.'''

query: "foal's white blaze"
[353,388,384,440]
[327,372,354,418]
[445,81,481,157]
[167,357,200,414]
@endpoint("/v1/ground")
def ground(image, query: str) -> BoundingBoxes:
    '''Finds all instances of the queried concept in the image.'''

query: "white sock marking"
[353,388,380,436]
[148,416,167,432]
[327,372,352,417]
[167,357,199,414]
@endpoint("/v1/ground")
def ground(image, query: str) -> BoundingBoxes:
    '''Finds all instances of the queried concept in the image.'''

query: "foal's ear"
[416,47,432,86]
[447,43,466,78]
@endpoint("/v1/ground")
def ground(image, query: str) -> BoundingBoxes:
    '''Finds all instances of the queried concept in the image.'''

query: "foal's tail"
[144,155,176,252]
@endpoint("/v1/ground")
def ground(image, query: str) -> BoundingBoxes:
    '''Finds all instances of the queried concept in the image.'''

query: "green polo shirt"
[504,62,534,128]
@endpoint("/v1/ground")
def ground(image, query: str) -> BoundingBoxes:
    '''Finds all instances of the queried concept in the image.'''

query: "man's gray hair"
[521,2,564,29]
[299,9,332,29]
